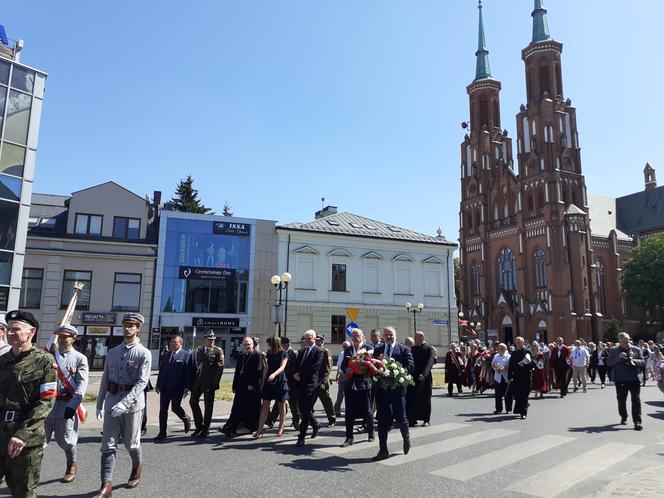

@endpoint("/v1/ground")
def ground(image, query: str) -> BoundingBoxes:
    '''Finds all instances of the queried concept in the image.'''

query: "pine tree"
[222,201,234,217]
[169,175,212,214]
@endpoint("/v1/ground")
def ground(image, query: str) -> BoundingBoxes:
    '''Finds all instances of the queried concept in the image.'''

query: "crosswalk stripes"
[379,427,517,467]
[506,442,644,498]
[317,422,467,456]
[431,434,574,480]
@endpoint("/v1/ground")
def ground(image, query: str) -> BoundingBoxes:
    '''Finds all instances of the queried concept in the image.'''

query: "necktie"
[386,344,392,357]
[301,347,310,364]
[169,352,175,364]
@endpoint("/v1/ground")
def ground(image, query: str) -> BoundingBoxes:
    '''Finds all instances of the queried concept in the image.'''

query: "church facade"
[457,1,658,345]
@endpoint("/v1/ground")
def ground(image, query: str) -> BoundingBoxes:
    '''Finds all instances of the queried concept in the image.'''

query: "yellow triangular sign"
[346,308,359,323]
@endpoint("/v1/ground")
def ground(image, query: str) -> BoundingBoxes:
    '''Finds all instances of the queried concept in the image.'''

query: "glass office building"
[153,211,278,366]
[0,34,47,313]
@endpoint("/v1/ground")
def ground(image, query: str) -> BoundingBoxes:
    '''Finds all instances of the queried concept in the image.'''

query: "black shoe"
[368,434,375,442]
[446,393,453,397]
[311,425,320,439]
[634,423,643,431]
[620,417,628,426]
[505,411,512,414]
[292,421,300,431]
[153,433,167,442]
[403,438,411,455]
[195,431,208,438]
[183,418,191,434]
[140,428,147,436]
[372,450,390,461]
[296,437,305,447]
[422,422,430,427]
[493,410,502,415]
[191,429,201,437]
[328,419,336,428]
[408,422,417,428]
[520,414,526,420]
[341,439,353,447]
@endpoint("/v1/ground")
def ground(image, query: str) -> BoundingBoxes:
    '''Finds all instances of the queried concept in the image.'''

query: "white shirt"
[571,346,589,367]
[492,353,510,383]
[337,350,345,368]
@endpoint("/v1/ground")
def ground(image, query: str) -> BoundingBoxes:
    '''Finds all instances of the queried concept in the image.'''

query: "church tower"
[460,1,596,344]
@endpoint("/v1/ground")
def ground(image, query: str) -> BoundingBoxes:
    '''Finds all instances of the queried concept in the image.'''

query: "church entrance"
[501,315,514,345]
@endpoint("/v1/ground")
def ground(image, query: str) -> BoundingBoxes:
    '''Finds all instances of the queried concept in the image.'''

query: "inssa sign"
[0,25,8,46]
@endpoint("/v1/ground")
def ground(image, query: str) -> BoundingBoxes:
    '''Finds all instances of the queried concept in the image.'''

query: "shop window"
[0,251,12,286]
[5,90,31,145]
[0,200,19,251]
[0,174,21,202]
[112,273,141,311]
[0,142,25,177]
[74,213,102,235]
[61,270,92,309]
[19,268,43,308]
[113,217,140,239]
[10,66,35,94]
[331,314,346,344]
[332,263,346,291]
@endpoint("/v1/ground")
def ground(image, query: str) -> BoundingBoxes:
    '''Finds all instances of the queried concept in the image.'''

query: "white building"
[277,206,458,353]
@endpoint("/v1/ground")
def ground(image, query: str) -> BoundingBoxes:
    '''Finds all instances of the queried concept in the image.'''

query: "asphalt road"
[14,380,664,498]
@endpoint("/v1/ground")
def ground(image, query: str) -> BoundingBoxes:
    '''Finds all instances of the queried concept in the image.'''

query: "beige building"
[23,181,158,369]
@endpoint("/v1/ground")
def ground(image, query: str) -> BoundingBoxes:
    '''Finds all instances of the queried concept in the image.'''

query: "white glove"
[111,401,128,418]
[96,409,103,422]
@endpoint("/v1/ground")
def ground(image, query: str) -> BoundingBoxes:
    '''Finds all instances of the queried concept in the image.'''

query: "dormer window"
[74,213,102,235]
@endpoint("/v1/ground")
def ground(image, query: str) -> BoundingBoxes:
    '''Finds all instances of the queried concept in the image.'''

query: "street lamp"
[271,272,292,337]
[458,310,481,338]
[405,302,424,336]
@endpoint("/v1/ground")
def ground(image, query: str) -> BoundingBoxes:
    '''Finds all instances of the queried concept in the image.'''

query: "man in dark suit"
[372,326,414,461]
[189,331,224,438]
[154,336,192,441]
[293,330,325,447]
[340,328,374,447]
[407,331,436,427]
[550,336,572,398]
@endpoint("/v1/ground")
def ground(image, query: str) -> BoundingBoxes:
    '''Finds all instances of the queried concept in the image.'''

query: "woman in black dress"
[255,336,289,437]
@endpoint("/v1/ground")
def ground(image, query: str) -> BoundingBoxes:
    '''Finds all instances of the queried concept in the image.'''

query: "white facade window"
[295,255,314,289]
[394,261,412,294]
[424,264,443,297]
[363,261,379,293]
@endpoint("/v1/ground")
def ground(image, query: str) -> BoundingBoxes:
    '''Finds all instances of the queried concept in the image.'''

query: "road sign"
[433,320,449,325]
[346,322,359,337]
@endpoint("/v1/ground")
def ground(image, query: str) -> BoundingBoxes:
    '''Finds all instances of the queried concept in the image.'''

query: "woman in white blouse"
[491,343,512,414]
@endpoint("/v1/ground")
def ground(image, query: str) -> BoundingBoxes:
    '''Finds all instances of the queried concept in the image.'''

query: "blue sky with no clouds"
[2,0,662,239]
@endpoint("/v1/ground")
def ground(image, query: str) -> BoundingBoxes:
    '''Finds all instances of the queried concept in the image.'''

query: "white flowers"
[367,350,374,355]
[358,348,366,355]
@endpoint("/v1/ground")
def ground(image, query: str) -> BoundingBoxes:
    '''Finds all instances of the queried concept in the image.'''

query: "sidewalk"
[597,465,664,497]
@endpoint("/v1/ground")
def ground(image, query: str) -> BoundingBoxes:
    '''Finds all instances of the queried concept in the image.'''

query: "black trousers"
[189,388,215,431]
[298,392,319,438]
[344,388,374,440]
[494,379,513,413]
[596,365,607,385]
[376,387,409,452]
[447,379,463,395]
[588,365,597,382]
[555,366,571,396]
[159,390,189,434]
[511,380,530,416]
[615,380,642,424]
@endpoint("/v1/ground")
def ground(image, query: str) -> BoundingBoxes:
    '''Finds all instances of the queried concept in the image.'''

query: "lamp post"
[405,302,424,336]
[458,310,481,340]
[271,272,292,337]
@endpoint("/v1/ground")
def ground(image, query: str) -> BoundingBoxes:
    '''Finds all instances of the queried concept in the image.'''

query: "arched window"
[534,248,547,288]
[498,248,517,291]
[472,260,481,297]
[537,185,545,212]
[595,257,606,313]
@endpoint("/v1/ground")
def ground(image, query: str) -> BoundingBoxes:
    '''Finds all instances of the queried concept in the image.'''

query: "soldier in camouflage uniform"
[0,310,57,498]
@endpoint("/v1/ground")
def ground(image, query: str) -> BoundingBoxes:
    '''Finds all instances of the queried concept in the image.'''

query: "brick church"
[458,1,663,344]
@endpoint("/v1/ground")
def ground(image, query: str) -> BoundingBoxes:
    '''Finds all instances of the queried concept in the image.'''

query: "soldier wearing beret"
[93,313,152,498]
[313,335,336,427]
[0,310,57,498]
[189,331,224,438]
[44,324,89,483]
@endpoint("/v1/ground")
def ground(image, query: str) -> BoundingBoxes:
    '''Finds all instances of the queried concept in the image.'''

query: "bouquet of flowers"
[373,356,415,390]
[346,349,384,380]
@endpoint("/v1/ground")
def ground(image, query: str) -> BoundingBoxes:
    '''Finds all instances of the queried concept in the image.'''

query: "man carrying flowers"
[372,326,414,461]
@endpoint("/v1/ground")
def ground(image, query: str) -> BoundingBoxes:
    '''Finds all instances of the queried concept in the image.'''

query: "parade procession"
[2,0,664,496]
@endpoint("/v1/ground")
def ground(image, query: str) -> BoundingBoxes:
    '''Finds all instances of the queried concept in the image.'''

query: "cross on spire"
[532,0,551,42]
[474,0,491,80]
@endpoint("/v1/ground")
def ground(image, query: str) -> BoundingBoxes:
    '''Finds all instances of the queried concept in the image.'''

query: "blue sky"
[3,1,662,239]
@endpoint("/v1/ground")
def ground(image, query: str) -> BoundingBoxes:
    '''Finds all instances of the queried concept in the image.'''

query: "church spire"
[474,0,491,80]
[532,0,551,42]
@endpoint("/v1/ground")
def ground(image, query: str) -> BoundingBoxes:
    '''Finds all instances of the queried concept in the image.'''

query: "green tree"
[603,316,621,342]
[453,256,460,300]
[222,201,234,217]
[169,175,212,214]
[622,234,664,315]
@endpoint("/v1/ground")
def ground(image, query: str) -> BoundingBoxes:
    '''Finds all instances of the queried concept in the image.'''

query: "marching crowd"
[0,307,659,498]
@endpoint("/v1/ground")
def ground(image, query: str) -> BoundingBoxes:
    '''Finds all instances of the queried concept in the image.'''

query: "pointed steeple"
[474,0,491,80]
[532,0,551,43]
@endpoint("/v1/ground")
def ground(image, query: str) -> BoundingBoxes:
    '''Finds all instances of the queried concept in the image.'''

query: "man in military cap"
[0,316,10,356]
[313,335,336,427]
[93,312,152,498]
[44,324,89,483]
[189,330,224,438]
[0,310,57,498]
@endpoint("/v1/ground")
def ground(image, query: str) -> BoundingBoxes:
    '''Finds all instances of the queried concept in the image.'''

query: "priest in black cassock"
[508,336,535,420]
[219,337,263,436]
[407,331,436,427]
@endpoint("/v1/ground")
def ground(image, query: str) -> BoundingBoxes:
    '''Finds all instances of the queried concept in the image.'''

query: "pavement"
[8,379,664,498]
